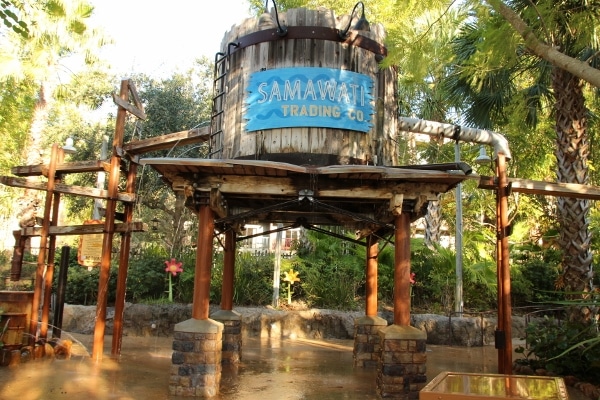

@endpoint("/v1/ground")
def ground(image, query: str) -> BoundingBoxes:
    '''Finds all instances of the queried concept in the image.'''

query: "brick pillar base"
[353,315,387,367]
[170,318,224,398]
[211,310,242,365]
[377,325,427,399]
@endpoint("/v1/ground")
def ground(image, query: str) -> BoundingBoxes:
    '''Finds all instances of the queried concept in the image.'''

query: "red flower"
[164,258,183,276]
[410,272,416,285]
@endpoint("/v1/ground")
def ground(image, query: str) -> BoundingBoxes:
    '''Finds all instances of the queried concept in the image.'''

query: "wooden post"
[394,212,411,326]
[496,153,513,374]
[193,204,214,320]
[92,80,128,361]
[496,169,505,373]
[365,235,378,317]
[29,143,59,346]
[221,229,235,311]
[10,231,25,281]
[41,148,64,339]
[111,162,138,356]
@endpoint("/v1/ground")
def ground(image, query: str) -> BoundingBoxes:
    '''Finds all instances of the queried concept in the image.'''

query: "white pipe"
[398,117,512,160]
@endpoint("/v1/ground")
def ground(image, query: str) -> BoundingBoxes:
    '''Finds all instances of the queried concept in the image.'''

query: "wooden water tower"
[210,5,396,166]
[138,6,474,398]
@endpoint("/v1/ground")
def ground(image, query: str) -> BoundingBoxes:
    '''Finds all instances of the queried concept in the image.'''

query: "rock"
[60,304,526,347]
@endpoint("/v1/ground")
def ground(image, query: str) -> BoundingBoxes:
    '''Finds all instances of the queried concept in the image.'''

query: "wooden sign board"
[77,220,104,267]
[245,67,374,132]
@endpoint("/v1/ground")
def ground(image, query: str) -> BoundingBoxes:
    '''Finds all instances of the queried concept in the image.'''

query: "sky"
[88,0,253,78]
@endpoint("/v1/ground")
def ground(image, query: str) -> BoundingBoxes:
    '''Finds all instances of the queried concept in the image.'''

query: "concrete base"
[377,324,427,399]
[170,318,224,398]
[353,315,387,367]
[211,310,242,364]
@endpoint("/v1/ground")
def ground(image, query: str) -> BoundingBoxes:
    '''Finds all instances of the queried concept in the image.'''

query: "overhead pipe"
[399,115,514,374]
[397,117,512,160]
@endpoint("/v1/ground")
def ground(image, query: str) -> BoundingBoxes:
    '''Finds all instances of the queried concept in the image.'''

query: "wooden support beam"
[11,160,109,177]
[209,188,228,218]
[365,235,378,317]
[15,222,147,237]
[193,205,214,320]
[93,79,128,362]
[0,176,135,202]
[112,93,146,120]
[183,175,443,201]
[122,126,210,155]
[389,193,404,216]
[126,80,145,119]
[479,175,600,200]
[221,229,235,311]
[394,212,411,326]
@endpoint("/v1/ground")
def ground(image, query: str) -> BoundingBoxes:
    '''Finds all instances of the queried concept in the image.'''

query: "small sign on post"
[77,220,104,268]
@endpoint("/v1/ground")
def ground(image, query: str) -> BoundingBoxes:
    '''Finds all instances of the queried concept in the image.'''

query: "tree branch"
[485,0,600,88]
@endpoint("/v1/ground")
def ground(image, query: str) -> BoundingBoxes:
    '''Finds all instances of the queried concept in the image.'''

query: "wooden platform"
[140,158,475,236]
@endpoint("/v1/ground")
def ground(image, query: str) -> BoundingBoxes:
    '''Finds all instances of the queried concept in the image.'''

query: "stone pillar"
[170,318,224,398]
[353,315,387,367]
[377,325,427,399]
[211,310,242,364]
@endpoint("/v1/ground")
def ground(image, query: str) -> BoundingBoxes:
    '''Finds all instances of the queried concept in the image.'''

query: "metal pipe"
[397,117,512,160]
[455,142,464,316]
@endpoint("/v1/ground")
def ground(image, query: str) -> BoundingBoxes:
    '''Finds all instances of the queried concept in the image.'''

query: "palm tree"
[445,0,599,321]
[0,0,108,227]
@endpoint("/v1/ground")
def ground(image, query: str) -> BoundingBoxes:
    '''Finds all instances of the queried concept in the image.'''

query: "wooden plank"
[11,160,108,177]
[17,222,147,237]
[193,174,446,200]
[122,126,210,155]
[140,157,308,174]
[0,176,136,202]
[112,93,147,120]
[127,80,146,119]
[478,175,600,200]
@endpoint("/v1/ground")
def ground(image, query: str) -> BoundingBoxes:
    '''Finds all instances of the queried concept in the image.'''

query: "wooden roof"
[139,158,474,235]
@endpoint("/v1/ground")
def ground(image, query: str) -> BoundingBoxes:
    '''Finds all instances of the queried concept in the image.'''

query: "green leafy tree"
[0,0,31,38]
[444,0,599,321]
[129,60,213,259]
[0,0,109,232]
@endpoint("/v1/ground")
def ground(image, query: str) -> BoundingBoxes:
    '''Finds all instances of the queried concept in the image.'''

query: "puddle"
[0,333,587,399]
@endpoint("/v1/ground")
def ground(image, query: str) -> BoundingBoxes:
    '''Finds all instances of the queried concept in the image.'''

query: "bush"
[516,316,600,383]
[231,253,274,306]
[511,245,562,307]
[126,245,170,302]
[293,230,363,310]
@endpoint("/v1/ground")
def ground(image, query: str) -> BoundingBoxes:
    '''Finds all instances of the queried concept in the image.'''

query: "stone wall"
[60,304,526,346]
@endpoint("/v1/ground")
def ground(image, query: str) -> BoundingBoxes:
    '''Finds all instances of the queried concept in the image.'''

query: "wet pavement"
[0,332,588,399]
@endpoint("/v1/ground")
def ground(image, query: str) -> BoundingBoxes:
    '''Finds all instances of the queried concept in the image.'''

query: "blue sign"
[245,67,374,133]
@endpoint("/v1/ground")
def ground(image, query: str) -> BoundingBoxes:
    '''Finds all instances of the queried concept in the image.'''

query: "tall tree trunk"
[424,195,442,248]
[552,68,594,321]
[18,84,50,231]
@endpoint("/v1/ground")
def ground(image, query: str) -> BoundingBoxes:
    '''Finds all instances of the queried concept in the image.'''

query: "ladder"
[209,43,239,159]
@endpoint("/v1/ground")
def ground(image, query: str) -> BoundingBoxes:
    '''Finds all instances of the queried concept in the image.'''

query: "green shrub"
[511,245,562,306]
[126,245,170,302]
[516,317,600,383]
[293,230,363,310]
[232,253,274,306]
